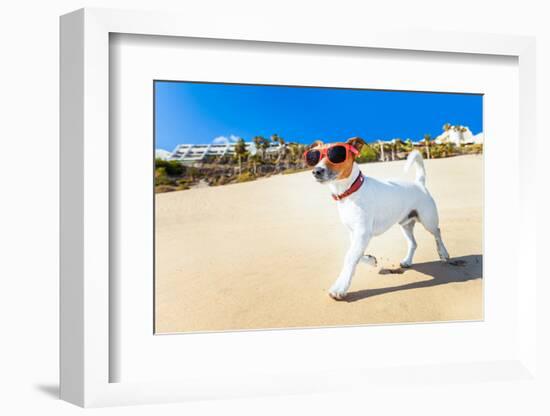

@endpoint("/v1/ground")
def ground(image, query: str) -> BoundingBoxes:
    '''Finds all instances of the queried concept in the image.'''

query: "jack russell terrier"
[304,137,450,300]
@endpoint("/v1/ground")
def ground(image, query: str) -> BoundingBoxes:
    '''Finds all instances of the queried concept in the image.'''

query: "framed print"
[152,81,484,334]
[60,8,540,408]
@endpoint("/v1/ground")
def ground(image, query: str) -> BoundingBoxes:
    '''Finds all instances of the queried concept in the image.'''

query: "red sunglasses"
[303,143,359,167]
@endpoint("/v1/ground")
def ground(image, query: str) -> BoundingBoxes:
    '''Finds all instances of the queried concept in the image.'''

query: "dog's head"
[305,137,365,183]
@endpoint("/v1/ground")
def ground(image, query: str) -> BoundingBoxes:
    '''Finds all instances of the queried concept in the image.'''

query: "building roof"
[167,141,281,162]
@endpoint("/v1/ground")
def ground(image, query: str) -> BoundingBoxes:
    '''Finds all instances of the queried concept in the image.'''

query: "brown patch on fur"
[308,140,324,149]
[333,157,355,180]
[346,137,366,153]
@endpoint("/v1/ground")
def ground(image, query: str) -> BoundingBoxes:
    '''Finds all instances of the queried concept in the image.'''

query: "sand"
[155,154,483,333]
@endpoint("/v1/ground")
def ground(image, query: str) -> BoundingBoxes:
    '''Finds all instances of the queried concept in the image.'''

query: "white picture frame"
[60,7,539,408]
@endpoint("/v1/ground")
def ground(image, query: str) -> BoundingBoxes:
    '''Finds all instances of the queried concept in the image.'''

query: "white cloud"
[212,134,242,145]
[212,136,229,145]
[155,149,171,160]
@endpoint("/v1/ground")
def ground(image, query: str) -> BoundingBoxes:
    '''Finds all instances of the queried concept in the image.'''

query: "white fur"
[318,150,450,300]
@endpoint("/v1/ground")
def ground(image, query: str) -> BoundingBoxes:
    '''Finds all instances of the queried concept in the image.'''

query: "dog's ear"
[308,140,324,149]
[346,137,366,153]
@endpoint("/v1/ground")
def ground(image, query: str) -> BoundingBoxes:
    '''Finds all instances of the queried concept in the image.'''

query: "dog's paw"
[328,290,346,301]
[361,255,378,267]
[399,259,412,268]
[437,245,450,262]
[328,282,348,301]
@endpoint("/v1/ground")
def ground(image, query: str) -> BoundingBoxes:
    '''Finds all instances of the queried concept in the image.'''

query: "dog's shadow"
[345,254,482,303]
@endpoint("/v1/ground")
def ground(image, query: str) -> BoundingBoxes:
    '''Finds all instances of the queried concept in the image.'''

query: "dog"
[304,137,450,300]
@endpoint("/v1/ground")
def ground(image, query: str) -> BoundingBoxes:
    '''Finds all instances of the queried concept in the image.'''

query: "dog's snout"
[312,167,325,177]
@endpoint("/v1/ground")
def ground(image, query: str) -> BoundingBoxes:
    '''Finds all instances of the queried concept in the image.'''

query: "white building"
[165,141,282,163]
[471,132,484,144]
[435,125,482,145]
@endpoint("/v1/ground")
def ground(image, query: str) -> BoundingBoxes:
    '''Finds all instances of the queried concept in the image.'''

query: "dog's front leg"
[329,229,371,300]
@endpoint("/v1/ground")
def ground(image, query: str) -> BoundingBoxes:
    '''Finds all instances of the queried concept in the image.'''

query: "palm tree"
[270,133,280,159]
[252,135,263,156]
[404,138,414,153]
[390,138,407,160]
[249,153,261,175]
[393,138,407,159]
[443,141,454,157]
[293,143,307,167]
[378,140,386,161]
[390,139,396,161]
[278,143,290,169]
[449,125,468,146]
[383,141,393,161]
[256,136,269,162]
[423,134,432,159]
[250,136,265,173]
[271,134,287,169]
[269,134,280,162]
[234,138,247,174]
[288,143,301,166]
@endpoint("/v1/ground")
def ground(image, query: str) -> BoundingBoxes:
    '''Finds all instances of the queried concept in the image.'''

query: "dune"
[155,154,483,333]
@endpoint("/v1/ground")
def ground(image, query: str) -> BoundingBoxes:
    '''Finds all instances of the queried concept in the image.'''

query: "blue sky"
[155,81,483,151]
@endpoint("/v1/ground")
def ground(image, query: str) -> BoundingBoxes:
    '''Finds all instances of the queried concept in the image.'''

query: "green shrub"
[186,166,204,180]
[430,146,444,159]
[155,185,176,193]
[216,176,230,186]
[464,144,483,154]
[155,159,185,176]
[356,144,378,163]
[235,171,256,183]
[155,167,177,186]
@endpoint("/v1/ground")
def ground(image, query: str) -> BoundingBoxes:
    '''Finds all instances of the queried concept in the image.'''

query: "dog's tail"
[404,150,426,187]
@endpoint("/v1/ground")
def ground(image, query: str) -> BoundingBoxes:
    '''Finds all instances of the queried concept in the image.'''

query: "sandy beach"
[155,155,483,333]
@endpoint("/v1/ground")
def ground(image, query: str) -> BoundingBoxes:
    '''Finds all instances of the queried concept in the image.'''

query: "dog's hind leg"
[431,227,450,262]
[418,210,450,262]
[399,220,417,267]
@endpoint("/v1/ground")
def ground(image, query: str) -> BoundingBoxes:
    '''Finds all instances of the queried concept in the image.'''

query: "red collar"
[332,173,364,201]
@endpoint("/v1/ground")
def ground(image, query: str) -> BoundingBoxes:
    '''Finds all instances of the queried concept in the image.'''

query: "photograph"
[154,81,484,333]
